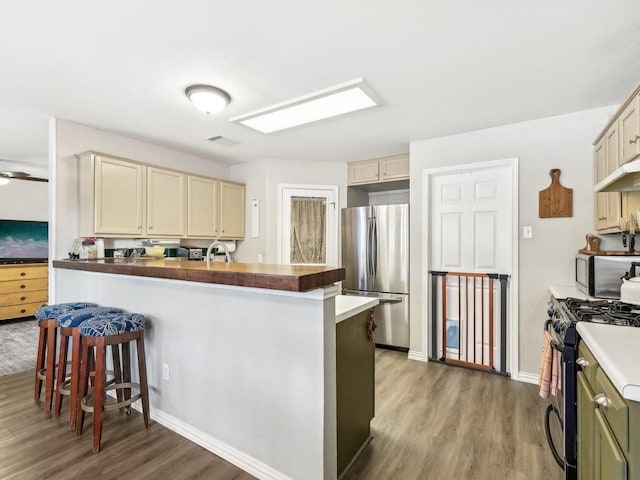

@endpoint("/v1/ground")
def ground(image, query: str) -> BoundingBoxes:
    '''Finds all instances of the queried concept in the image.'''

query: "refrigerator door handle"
[371,215,378,280]
[378,297,404,304]
[367,216,374,278]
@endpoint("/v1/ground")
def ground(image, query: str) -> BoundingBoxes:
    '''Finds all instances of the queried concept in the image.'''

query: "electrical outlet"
[257,254,263,263]
[162,363,170,381]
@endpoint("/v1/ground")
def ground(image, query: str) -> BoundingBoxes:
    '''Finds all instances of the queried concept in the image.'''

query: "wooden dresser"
[0,263,48,321]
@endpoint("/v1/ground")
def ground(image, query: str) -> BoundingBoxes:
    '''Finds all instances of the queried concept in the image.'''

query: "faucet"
[206,241,232,267]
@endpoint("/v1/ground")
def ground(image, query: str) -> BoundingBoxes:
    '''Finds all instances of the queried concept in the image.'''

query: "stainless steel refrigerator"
[341,204,409,350]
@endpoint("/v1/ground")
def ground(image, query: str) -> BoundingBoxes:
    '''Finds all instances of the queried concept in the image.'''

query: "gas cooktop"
[562,297,640,327]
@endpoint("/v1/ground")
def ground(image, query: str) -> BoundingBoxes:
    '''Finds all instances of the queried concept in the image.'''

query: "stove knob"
[547,306,556,318]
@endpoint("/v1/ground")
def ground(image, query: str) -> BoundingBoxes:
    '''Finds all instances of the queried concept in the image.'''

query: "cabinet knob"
[20,272,26,276]
[576,357,589,368]
[629,135,640,144]
[594,393,609,408]
[20,296,26,301]
[148,226,153,229]
[20,284,26,289]
[20,309,26,314]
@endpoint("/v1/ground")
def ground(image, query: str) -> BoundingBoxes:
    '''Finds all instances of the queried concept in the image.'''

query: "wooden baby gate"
[430,271,509,375]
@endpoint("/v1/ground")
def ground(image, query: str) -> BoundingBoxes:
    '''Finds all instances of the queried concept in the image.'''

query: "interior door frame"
[277,183,339,266]
[423,157,520,379]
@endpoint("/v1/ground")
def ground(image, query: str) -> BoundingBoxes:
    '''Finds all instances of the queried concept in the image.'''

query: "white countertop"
[577,322,640,402]
[548,285,595,301]
[335,295,379,323]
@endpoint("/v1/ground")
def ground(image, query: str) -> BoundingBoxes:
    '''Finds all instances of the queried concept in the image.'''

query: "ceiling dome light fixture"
[185,85,231,115]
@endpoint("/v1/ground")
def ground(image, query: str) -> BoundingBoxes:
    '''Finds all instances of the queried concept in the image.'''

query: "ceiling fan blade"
[0,171,48,182]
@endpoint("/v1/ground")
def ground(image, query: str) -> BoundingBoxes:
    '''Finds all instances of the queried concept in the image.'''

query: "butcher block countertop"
[577,322,640,402]
[53,258,345,292]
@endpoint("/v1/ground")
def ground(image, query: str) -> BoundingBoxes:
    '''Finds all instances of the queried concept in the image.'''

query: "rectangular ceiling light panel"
[231,79,378,134]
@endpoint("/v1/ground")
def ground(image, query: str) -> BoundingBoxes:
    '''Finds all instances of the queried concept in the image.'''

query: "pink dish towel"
[538,331,561,398]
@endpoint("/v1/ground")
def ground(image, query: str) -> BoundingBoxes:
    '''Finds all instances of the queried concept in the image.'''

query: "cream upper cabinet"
[380,154,410,182]
[348,160,380,185]
[79,153,145,236]
[620,92,640,166]
[218,181,245,239]
[605,123,620,173]
[594,133,622,231]
[78,152,245,239]
[146,167,185,237]
[348,154,409,186]
[187,175,218,237]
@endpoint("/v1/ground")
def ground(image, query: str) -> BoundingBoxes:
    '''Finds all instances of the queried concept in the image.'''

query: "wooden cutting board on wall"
[539,169,573,218]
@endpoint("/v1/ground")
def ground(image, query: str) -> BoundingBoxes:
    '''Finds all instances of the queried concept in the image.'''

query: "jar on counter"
[81,239,97,260]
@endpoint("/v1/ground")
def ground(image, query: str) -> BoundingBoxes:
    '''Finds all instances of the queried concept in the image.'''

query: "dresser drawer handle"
[20,309,26,314]
[594,393,609,408]
[576,357,589,368]
[20,284,26,289]
[20,296,26,301]
[20,272,26,276]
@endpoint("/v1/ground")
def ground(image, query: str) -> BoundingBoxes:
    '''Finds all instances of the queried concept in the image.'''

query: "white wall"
[52,118,230,261]
[0,179,48,220]
[231,158,348,265]
[410,105,617,378]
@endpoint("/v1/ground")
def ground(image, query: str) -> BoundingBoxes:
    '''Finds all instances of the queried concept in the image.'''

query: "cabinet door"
[578,372,596,480]
[620,94,640,166]
[594,139,621,231]
[348,160,379,185]
[594,408,627,480]
[218,182,245,239]
[187,175,218,237]
[94,156,145,235]
[380,154,409,182]
[147,167,185,236]
[605,124,620,174]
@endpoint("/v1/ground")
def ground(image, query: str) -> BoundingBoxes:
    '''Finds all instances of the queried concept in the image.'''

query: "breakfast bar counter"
[52,258,347,480]
[53,258,345,292]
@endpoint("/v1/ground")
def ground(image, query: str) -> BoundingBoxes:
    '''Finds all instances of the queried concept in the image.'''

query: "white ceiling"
[1,0,640,174]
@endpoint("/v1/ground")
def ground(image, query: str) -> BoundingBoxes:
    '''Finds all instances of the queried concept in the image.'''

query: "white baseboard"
[109,393,293,480]
[517,371,539,385]
[407,350,426,361]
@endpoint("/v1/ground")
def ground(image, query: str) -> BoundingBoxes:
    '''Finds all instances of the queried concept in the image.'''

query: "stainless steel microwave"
[575,253,636,298]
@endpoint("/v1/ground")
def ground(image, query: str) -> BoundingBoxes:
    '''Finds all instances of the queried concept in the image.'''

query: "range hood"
[595,159,640,192]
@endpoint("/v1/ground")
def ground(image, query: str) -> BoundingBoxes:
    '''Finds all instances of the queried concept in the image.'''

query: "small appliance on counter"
[178,245,203,261]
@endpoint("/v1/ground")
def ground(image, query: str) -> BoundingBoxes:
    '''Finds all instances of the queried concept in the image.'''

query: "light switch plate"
[523,226,533,239]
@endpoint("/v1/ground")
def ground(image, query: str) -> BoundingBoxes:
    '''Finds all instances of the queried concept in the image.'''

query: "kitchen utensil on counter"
[620,217,628,248]
[580,234,601,253]
[620,261,640,304]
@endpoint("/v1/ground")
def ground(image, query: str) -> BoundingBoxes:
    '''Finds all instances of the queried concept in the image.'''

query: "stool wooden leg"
[44,319,57,412]
[111,344,124,407]
[34,321,47,401]
[136,334,150,429]
[76,340,91,436]
[121,342,131,414]
[92,337,106,453]
[54,332,70,416]
[69,329,82,431]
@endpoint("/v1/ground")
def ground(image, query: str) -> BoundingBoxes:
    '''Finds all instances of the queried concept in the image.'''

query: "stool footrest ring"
[80,382,142,413]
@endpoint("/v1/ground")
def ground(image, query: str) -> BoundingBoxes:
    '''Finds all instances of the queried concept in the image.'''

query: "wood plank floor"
[0,349,562,479]
[348,349,562,480]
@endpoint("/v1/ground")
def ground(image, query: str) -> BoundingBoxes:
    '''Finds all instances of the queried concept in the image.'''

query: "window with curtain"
[290,196,327,264]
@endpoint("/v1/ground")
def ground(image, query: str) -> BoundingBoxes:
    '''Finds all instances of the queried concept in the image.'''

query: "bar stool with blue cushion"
[34,302,98,411]
[53,306,124,431]
[76,312,150,453]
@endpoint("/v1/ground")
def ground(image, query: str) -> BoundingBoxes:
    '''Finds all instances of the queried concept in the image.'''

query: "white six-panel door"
[428,159,516,373]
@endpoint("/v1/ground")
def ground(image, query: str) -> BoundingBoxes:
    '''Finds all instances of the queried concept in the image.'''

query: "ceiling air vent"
[206,135,240,147]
